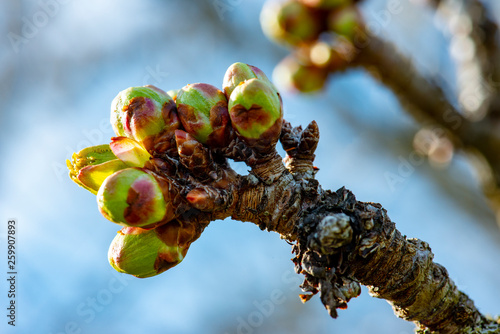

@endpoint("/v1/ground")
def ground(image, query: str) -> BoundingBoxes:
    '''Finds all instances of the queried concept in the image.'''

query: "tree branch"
[295,186,500,333]
[347,34,500,222]
[71,64,500,332]
[264,0,500,222]
[349,34,469,142]
[148,119,500,332]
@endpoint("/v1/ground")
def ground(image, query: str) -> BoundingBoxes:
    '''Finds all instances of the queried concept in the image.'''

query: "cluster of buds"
[67,62,286,278]
[260,0,364,93]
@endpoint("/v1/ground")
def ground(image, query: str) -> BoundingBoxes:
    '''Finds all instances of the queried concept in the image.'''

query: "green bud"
[228,78,283,152]
[71,144,117,167]
[176,83,232,147]
[97,168,172,229]
[328,5,362,40]
[222,62,277,99]
[260,0,324,46]
[273,55,328,93]
[111,85,180,152]
[67,144,127,194]
[108,222,196,278]
[298,0,350,9]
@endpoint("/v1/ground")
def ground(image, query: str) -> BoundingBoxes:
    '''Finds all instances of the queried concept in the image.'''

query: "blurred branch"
[349,33,500,222]
[425,0,500,120]
[351,35,469,141]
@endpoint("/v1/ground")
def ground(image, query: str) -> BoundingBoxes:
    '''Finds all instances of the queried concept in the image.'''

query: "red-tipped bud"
[166,89,180,102]
[228,78,283,153]
[108,222,197,278]
[186,188,217,211]
[97,168,175,229]
[176,83,232,148]
[111,85,180,152]
[223,62,278,98]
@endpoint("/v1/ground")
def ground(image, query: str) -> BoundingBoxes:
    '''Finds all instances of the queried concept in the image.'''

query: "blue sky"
[1,0,499,333]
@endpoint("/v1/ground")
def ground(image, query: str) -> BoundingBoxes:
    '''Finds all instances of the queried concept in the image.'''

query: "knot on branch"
[309,213,353,254]
[293,245,361,318]
[292,189,363,318]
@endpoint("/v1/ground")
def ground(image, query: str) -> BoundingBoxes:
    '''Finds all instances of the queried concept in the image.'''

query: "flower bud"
[108,222,196,278]
[328,5,362,40]
[97,168,174,229]
[228,78,283,153]
[111,85,180,152]
[222,62,277,99]
[260,0,324,46]
[273,55,328,93]
[176,83,232,147]
[67,144,127,194]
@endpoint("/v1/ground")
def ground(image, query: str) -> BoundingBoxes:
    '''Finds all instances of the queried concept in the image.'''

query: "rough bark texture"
[282,0,500,222]
[254,0,500,330]
[145,118,500,333]
[294,187,500,333]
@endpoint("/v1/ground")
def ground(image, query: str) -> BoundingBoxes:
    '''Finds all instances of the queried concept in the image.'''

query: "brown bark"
[285,0,500,222]
[149,119,500,333]
[294,186,500,333]
[253,1,500,329]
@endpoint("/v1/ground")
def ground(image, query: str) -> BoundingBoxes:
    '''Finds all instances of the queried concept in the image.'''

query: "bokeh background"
[1,0,500,333]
